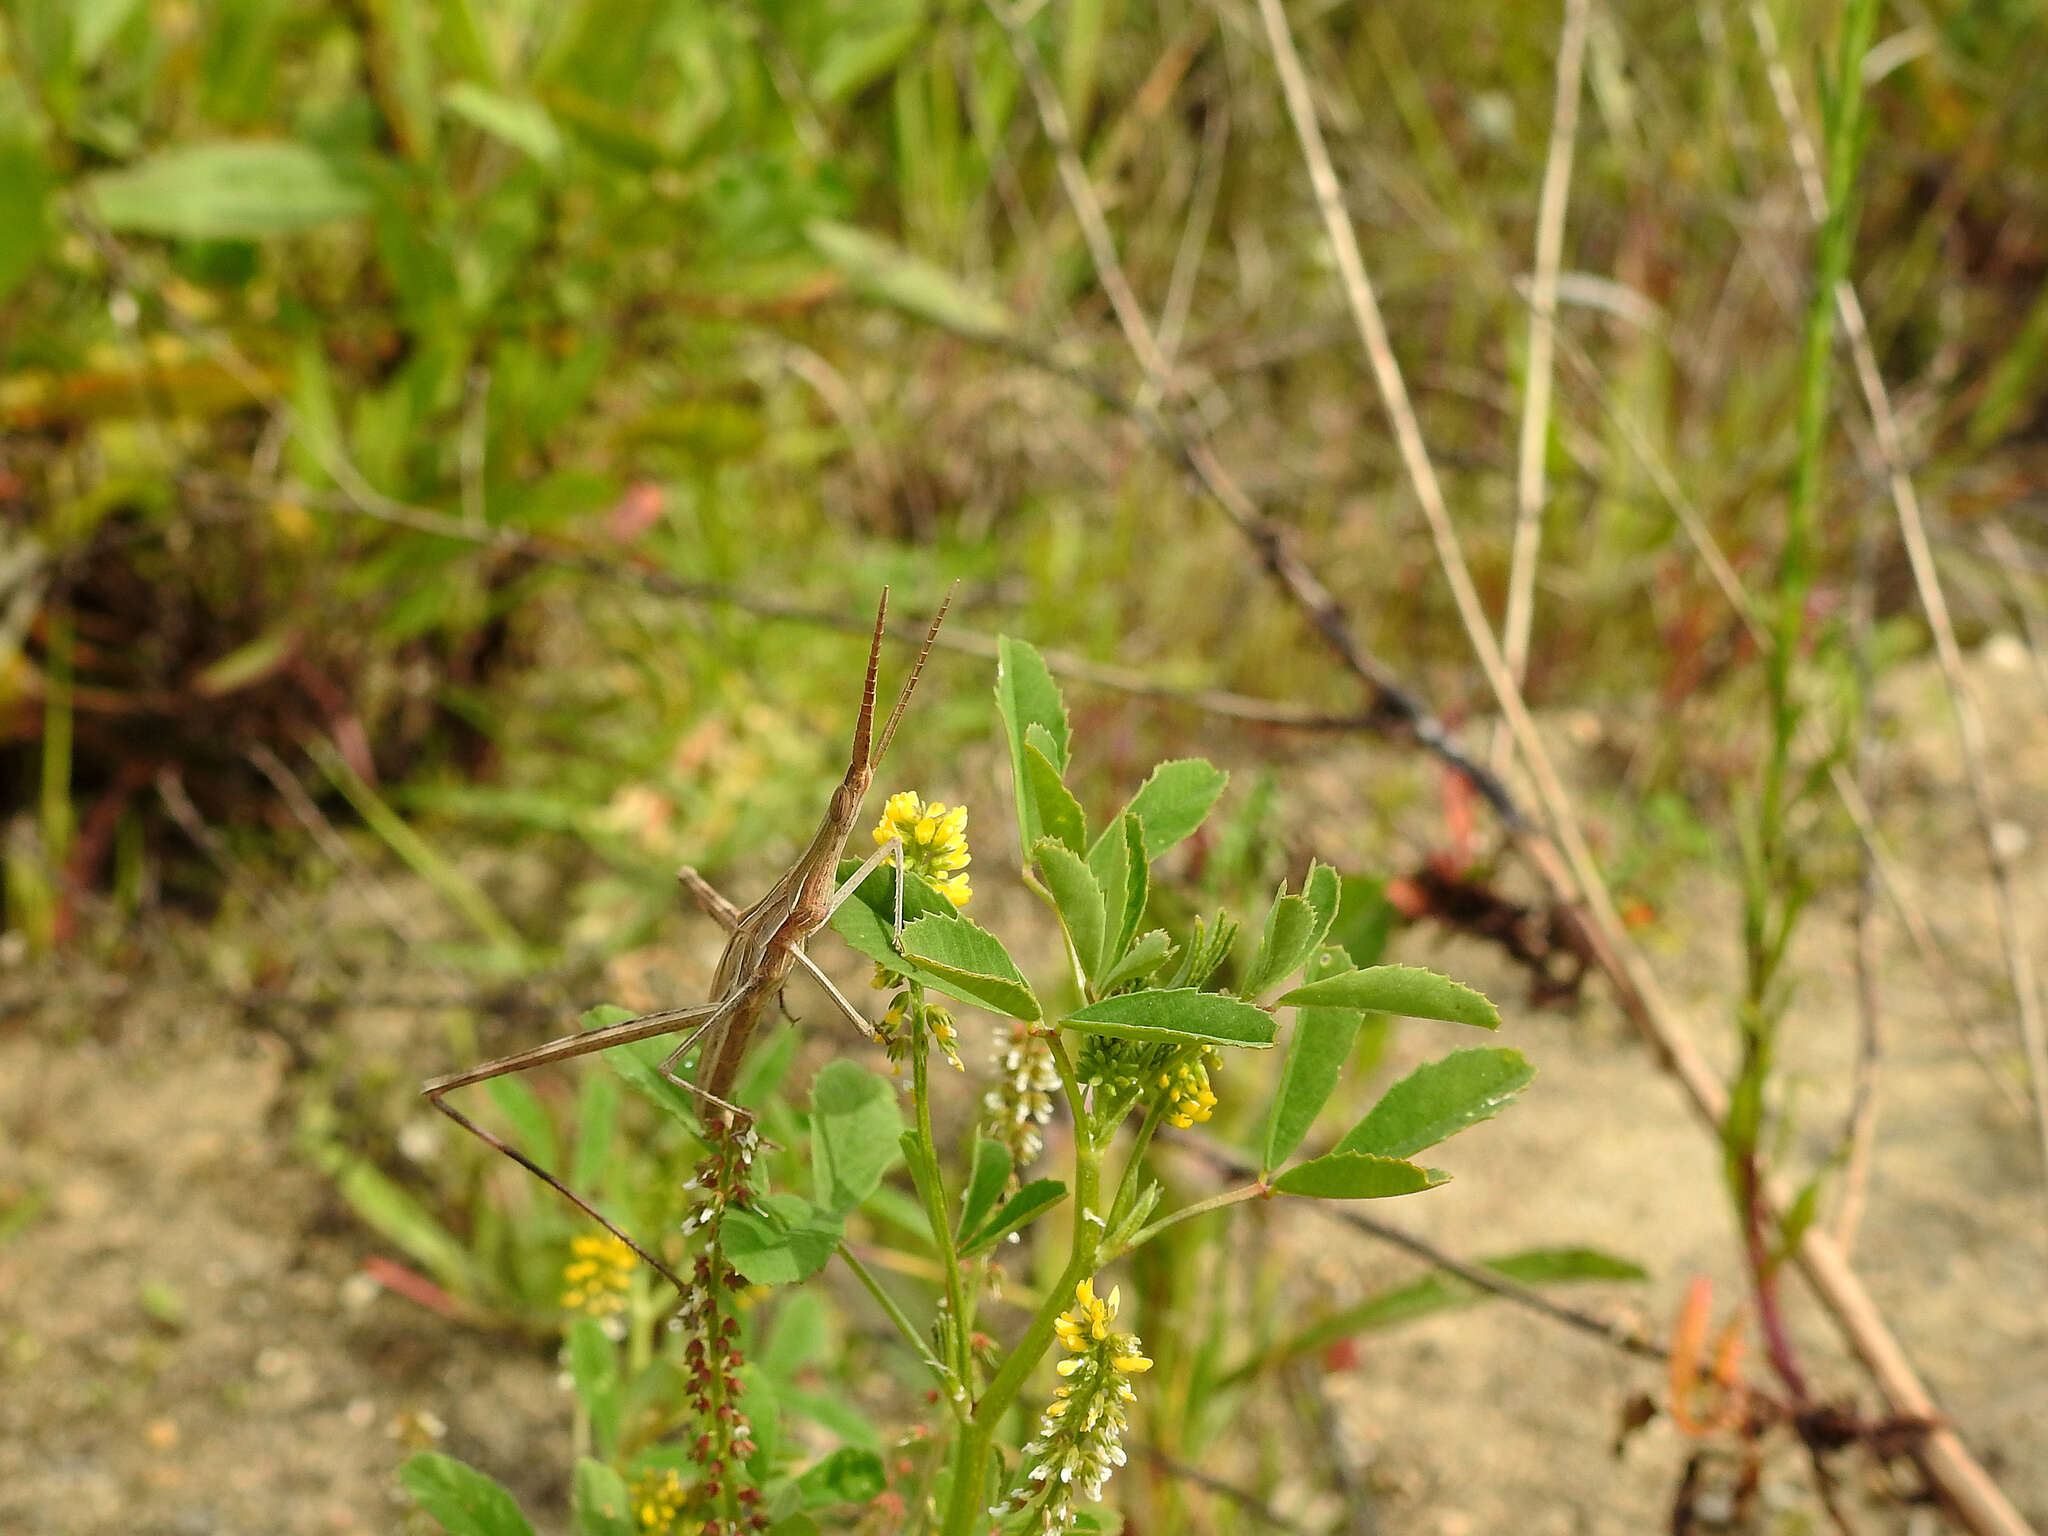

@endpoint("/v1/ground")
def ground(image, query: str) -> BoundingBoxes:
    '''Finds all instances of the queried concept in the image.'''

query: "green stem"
[836,1241,958,1398]
[1105,1181,1264,1263]
[940,1032,1099,1536]
[912,1025,976,1395]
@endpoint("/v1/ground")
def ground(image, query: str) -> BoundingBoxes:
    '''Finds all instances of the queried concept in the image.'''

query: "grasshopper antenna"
[875,581,956,765]
[847,587,889,772]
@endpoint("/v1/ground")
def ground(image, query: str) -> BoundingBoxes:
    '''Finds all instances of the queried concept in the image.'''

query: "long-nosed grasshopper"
[422,588,953,1292]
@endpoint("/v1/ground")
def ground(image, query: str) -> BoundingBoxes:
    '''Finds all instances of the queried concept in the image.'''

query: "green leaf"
[1242,865,1338,999]
[1062,989,1275,1049]
[897,914,1039,1021]
[1335,1048,1534,1160]
[826,863,984,1000]
[572,1459,634,1536]
[86,140,369,239]
[1279,965,1501,1031]
[1330,875,1395,966]
[1119,759,1228,855]
[1262,945,1363,1172]
[794,1447,887,1509]
[0,136,53,303]
[806,219,1017,342]
[898,1128,946,1235]
[995,635,1070,857]
[1034,838,1105,984]
[442,83,563,166]
[401,1453,537,1536]
[1087,812,1148,964]
[957,1139,1013,1245]
[566,1319,620,1459]
[1270,1152,1446,1199]
[724,1194,843,1287]
[1023,741,1086,855]
[959,1178,1068,1255]
[809,1061,905,1217]
[1099,930,1174,992]
[585,1007,700,1131]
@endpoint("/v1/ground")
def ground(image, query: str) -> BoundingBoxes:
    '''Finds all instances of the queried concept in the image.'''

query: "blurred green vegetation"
[3,1,2043,953]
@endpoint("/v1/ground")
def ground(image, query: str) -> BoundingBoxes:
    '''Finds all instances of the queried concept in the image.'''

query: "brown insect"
[422,587,953,1291]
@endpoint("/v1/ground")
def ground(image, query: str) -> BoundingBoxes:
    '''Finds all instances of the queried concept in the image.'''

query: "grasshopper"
[422,587,953,1292]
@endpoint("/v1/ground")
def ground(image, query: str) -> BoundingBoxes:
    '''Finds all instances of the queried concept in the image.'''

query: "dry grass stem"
[1498,0,1593,721]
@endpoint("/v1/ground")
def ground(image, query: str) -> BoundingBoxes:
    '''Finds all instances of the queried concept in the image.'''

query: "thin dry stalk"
[1250,3,2032,1530]
[1498,0,1593,723]
[1748,0,2048,1203]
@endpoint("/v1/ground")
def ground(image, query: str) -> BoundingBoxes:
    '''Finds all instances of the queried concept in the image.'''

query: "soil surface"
[2,644,2043,1535]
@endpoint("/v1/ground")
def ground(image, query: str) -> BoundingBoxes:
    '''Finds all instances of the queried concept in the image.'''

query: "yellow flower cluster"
[1159,1049,1220,1129]
[628,1466,690,1533]
[871,790,972,908]
[561,1232,635,1317]
[1014,1279,1153,1530]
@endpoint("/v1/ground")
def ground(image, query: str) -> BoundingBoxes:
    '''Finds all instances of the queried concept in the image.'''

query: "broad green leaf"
[567,1319,620,1459]
[959,1178,1068,1255]
[1279,965,1501,1031]
[897,914,1039,1020]
[442,83,564,166]
[1034,838,1105,983]
[1099,930,1174,992]
[795,1447,887,1509]
[810,1061,904,1217]
[86,141,369,238]
[957,1138,1013,1244]
[1262,945,1362,1172]
[806,219,1017,341]
[724,1193,842,1287]
[829,870,1001,1015]
[401,1453,537,1536]
[1023,740,1086,855]
[1062,988,1274,1049]
[572,1459,634,1536]
[0,136,52,303]
[1119,759,1228,855]
[994,636,1070,858]
[1222,1247,1647,1384]
[1336,1048,1534,1160]
[1270,1151,1446,1199]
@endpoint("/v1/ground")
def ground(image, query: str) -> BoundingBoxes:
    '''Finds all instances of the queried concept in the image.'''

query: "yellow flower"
[628,1466,689,1533]
[561,1233,635,1317]
[1011,1277,1152,1530]
[1160,1049,1221,1129]
[872,789,972,908]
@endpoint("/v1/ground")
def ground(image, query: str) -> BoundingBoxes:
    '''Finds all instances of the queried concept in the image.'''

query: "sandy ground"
[1,645,2042,1535]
